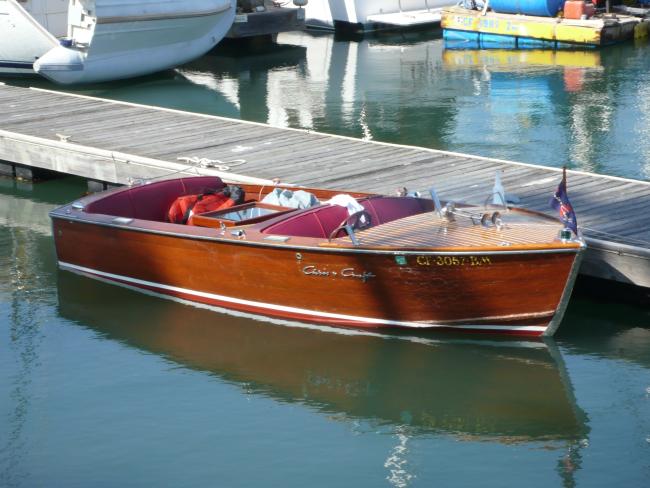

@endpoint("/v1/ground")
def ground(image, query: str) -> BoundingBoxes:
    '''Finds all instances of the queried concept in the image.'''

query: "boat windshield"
[217,206,281,222]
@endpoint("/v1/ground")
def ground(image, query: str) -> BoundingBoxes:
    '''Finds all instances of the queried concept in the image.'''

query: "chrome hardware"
[231,229,246,238]
[112,217,133,225]
[429,187,443,215]
[429,186,456,222]
[443,202,456,221]
[71,201,85,210]
[264,235,290,242]
[491,211,503,230]
[479,211,503,229]
[127,177,145,187]
[345,224,360,246]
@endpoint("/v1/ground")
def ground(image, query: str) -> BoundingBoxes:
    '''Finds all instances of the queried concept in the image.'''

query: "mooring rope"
[176,156,247,172]
[580,226,650,247]
[118,154,248,186]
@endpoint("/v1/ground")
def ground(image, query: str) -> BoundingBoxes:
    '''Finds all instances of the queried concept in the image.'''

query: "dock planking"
[1,83,649,288]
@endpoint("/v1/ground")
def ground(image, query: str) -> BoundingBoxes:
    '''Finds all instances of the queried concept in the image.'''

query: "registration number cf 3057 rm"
[416,255,492,267]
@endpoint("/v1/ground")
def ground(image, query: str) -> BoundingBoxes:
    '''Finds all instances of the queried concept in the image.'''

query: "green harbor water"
[2,31,650,486]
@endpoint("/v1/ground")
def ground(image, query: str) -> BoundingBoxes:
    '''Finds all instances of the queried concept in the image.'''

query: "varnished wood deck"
[329,210,575,251]
[1,83,649,287]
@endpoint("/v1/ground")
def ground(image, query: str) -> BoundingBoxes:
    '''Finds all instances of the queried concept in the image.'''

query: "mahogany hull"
[51,217,582,336]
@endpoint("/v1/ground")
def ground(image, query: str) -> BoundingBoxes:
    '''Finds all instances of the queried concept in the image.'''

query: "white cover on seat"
[261,188,319,209]
[326,194,365,216]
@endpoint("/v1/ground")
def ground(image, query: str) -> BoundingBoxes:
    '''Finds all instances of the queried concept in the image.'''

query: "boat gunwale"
[49,210,584,256]
[50,176,583,254]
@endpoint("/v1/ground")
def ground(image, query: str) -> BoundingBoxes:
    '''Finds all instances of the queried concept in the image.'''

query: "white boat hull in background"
[0,0,58,75]
[300,0,450,31]
[33,0,236,84]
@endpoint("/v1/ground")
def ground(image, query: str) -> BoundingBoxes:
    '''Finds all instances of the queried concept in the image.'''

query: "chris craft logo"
[302,265,375,283]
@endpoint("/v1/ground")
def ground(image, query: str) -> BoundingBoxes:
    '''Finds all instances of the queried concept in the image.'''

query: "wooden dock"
[1,83,649,288]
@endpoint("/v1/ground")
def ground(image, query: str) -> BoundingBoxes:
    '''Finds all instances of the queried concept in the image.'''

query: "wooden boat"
[50,176,584,337]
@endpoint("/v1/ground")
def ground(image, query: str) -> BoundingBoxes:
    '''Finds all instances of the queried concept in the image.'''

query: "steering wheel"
[328,210,372,241]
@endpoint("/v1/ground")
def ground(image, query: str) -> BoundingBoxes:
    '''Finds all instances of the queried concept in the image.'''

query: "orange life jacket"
[168,190,234,225]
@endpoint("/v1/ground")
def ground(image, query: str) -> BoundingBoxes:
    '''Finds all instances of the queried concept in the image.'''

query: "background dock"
[1,83,649,288]
[441,6,646,48]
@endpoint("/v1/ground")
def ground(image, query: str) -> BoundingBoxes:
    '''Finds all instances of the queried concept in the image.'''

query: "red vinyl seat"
[262,204,348,239]
[262,196,430,238]
[84,176,225,222]
[363,196,429,225]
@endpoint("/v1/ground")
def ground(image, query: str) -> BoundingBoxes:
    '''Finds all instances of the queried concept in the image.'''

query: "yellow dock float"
[442,6,646,48]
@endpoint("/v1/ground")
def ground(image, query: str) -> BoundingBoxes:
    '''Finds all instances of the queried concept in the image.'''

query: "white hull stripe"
[59,261,548,333]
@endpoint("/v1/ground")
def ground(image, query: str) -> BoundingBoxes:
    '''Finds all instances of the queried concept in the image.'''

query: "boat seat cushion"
[84,176,225,222]
[129,180,188,222]
[262,196,429,238]
[262,204,348,239]
[364,196,428,225]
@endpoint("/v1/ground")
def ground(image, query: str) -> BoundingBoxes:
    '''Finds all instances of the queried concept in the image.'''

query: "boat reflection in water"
[56,271,588,443]
[442,47,603,93]
[441,46,608,175]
